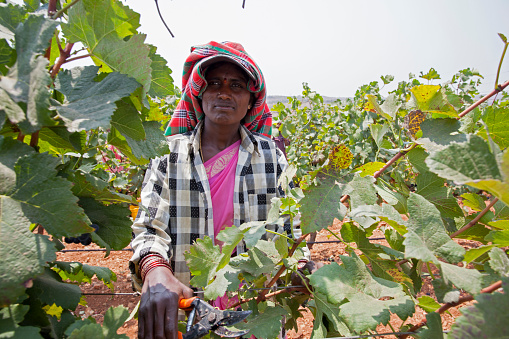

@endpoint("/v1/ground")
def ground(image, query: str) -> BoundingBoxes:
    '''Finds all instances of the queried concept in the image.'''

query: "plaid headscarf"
[164,41,272,137]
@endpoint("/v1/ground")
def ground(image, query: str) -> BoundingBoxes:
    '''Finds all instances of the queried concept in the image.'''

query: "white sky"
[126,0,509,98]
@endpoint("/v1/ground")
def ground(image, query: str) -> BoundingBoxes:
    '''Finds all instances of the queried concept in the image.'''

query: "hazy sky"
[125,0,509,97]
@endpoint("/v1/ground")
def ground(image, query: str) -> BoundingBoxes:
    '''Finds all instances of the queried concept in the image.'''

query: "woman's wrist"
[139,253,173,283]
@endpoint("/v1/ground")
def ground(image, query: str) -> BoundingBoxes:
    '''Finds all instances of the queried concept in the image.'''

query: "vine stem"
[398,280,503,339]
[63,53,91,64]
[458,79,509,118]
[230,234,307,308]
[494,37,508,89]
[51,0,82,20]
[373,143,417,179]
[50,43,74,79]
[450,198,498,238]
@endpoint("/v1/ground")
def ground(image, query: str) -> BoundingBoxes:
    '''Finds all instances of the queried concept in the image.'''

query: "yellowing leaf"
[43,303,63,319]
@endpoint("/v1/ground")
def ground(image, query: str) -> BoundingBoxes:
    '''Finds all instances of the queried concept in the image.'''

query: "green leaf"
[0,38,15,72]
[349,203,408,235]
[485,230,509,246]
[432,278,460,303]
[216,225,246,270]
[236,245,278,277]
[203,265,240,300]
[366,95,392,121]
[408,85,458,117]
[110,99,145,140]
[0,141,90,237]
[416,171,462,219]
[441,262,482,294]
[185,236,221,288]
[29,268,81,310]
[53,261,116,286]
[300,170,350,234]
[309,254,414,333]
[374,182,408,214]
[147,45,174,98]
[23,0,40,12]
[418,312,444,339]
[312,292,351,336]
[121,121,168,162]
[69,171,135,204]
[68,323,104,339]
[78,198,132,250]
[380,93,401,120]
[464,245,494,264]
[62,0,152,94]
[102,306,129,339]
[232,304,288,339]
[461,193,487,212]
[54,66,140,132]
[403,193,465,264]
[417,118,467,152]
[346,174,378,210]
[0,3,26,40]
[427,136,509,206]
[449,278,509,339]
[478,106,509,148]
[0,15,57,134]
[417,295,441,313]
[38,127,86,153]
[370,123,389,149]
[488,247,509,277]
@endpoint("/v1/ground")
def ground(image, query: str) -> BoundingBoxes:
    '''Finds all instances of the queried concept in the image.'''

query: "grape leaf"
[110,99,145,140]
[426,135,509,206]
[418,312,444,339]
[416,171,462,219]
[441,262,482,294]
[477,106,509,149]
[1,142,90,237]
[432,278,460,304]
[62,0,152,94]
[147,45,174,98]
[53,261,116,286]
[461,193,487,212]
[236,241,281,277]
[122,121,168,162]
[346,174,378,209]
[0,3,26,40]
[29,268,81,310]
[53,66,140,132]
[449,278,509,339]
[231,303,288,339]
[488,247,509,277]
[367,95,392,121]
[78,197,132,250]
[69,171,135,204]
[417,295,441,313]
[0,38,15,71]
[417,118,467,152]
[464,245,495,264]
[309,254,414,333]
[102,306,129,339]
[485,230,509,246]
[354,161,385,177]
[185,236,221,288]
[408,85,458,117]
[403,193,465,264]
[300,170,350,234]
[312,292,351,336]
[0,15,57,134]
[349,203,408,235]
[203,265,240,300]
[38,127,86,153]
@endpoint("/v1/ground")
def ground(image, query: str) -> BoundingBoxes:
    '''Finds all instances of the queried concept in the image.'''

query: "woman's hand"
[138,267,194,339]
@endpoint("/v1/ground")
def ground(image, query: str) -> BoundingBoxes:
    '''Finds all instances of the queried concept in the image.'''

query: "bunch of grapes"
[64,224,99,246]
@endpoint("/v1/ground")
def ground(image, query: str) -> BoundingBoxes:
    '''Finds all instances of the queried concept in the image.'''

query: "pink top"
[204,140,241,242]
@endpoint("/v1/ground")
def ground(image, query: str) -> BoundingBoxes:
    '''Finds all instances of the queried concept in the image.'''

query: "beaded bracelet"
[140,253,173,282]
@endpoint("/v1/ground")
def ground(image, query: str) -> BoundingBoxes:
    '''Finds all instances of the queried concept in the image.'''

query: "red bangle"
[140,254,173,282]
[297,259,309,270]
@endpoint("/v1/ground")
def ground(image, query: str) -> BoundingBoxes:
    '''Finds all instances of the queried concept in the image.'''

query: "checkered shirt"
[129,121,290,287]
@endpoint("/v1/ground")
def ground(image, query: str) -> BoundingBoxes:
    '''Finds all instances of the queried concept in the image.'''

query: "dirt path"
[58,219,473,338]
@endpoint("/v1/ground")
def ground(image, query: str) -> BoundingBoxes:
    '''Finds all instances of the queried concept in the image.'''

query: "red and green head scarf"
[164,41,272,137]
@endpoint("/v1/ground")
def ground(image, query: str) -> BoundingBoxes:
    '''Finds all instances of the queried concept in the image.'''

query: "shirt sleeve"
[129,156,173,282]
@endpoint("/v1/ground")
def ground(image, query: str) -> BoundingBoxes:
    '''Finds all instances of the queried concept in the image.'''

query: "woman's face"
[202,62,252,128]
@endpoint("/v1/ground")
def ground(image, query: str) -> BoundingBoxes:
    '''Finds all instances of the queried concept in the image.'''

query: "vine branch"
[51,0,82,20]
[50,43,74,79]
[450,198,498,238]
[398,280,503,339]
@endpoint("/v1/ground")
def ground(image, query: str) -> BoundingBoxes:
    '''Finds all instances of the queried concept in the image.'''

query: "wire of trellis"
[327,330,449,339]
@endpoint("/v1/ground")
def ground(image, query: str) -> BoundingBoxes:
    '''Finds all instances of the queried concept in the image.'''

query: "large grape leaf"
[202,265,240,300]
[38,127,86,153]
[62,0,152,94]
[309,254,414,333]
[417,118,467,152]
[408,85,458,117]
[477,106,509,149]
[440,262,482,294]
[78,197,132,250]
[0,3,26,40]
[403,193,465,264]
[147,45,174,98]
[449,278,509,339]
[0,15,57,134]
[231,303,288,339]
[53,66,140,132]
[69,171,135,204]
[312,292,351,336]
[185,236,221,288]
[110,98,145,140]
[416,171,462,219]
[300,170,350,234]
[0,138,90,237]
[427,136,509,206]
[29,268,81,310]
[349,203,408,235]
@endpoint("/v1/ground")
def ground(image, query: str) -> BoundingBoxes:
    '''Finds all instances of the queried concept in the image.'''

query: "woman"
[129,41,295,339]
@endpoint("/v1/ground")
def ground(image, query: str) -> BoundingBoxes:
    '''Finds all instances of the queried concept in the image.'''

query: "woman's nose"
[217,83,232,99]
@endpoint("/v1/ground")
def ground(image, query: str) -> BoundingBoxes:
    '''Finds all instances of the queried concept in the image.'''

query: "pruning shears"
[178,297,252,339]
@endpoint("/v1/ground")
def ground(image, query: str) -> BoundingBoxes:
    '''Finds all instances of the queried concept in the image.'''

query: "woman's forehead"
[205,61,249,82]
